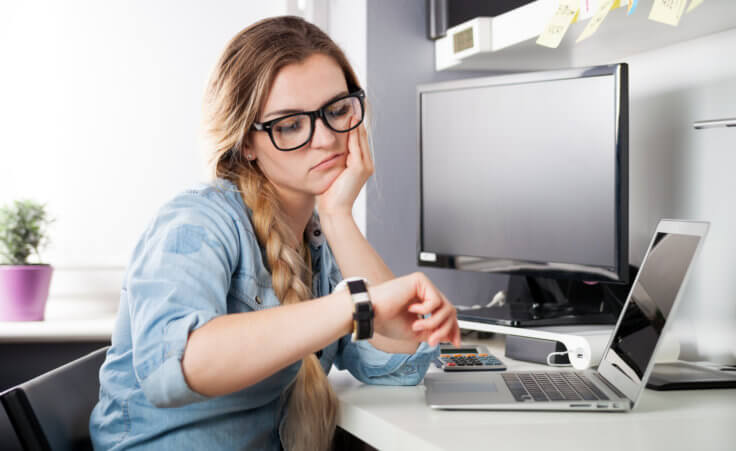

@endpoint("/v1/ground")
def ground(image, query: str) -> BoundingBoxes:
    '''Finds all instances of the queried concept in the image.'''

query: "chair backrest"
[0,346,109,451]
[0,401,24,451]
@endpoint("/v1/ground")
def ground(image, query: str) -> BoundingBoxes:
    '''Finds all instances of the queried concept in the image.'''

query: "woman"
[90,15,460,451]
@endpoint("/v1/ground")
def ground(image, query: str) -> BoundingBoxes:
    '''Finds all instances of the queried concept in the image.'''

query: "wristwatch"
[335,277,374,341]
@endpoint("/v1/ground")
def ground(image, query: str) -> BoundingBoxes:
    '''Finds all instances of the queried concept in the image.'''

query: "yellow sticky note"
[576,0,616,43]
[649,0,688,26]
[687,0,705,13]
[537,0,581,48]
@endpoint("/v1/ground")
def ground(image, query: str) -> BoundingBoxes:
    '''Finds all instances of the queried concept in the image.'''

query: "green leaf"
[0,200,54,265]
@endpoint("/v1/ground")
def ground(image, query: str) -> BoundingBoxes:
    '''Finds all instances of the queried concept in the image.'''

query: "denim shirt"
[89,178,438,450]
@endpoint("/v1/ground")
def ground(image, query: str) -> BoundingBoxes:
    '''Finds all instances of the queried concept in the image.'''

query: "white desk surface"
[328,335,736,451]
[0,298,116,343]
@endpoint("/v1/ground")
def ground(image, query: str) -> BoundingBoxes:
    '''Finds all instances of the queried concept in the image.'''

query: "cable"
[546,348,585,367]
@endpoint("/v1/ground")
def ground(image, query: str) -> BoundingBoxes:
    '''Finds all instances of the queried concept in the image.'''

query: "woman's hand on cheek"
[316,117,374,218]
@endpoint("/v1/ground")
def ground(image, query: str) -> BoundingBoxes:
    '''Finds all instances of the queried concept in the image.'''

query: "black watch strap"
[346,279,374,341]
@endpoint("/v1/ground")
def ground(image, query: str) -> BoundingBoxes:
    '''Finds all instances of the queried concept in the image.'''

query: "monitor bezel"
[416,63,629,283]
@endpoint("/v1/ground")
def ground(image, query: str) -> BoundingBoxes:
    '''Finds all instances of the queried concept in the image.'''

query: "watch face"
[347,279,367,293]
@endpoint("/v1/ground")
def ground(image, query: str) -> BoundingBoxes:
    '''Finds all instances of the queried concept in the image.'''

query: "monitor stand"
[456,274,630,328]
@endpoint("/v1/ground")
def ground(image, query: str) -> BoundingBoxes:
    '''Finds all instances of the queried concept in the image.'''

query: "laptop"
[425,219,709,411]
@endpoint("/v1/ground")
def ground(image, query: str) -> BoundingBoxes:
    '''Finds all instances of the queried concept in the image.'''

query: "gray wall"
[366,1,508,308]
[365,2,736,362]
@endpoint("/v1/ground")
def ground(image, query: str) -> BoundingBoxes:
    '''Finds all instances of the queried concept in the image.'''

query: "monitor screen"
[418,64,628,282]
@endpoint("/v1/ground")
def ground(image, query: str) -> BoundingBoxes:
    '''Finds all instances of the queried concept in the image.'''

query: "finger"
[447,320,461,347]
[346,117,364,167]
[428,316,456,347]
[408,274,443,315]
[412,303,452,332]
[407,294,441,316]
[358,123,374,173]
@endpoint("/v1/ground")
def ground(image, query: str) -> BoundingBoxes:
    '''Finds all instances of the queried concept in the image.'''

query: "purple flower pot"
[0,265,53,321]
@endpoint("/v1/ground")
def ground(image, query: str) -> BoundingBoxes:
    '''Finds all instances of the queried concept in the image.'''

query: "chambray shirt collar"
[215,177,325,250]
[306,213,325,248]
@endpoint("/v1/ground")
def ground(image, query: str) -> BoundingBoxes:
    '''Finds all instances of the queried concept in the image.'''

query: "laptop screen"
[603,231,702,384]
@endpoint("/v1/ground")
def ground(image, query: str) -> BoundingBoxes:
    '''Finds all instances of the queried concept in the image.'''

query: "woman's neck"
[272,186,315,249]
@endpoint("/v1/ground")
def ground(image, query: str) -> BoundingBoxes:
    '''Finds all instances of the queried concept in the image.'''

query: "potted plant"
[0,200,54,321]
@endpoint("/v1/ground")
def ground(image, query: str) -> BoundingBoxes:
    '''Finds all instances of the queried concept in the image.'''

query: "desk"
[0,299,114,390]
[328,335,736,451]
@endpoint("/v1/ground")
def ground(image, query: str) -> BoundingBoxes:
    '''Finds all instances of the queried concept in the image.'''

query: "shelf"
[435,0,736,71]
[0,298,117,343]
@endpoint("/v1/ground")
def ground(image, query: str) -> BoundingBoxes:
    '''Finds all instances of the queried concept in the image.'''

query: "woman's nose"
[309,117,337,149]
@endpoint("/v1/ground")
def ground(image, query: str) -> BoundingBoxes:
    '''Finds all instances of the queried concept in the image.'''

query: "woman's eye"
[274,118,304,134]
[326,103,350,118]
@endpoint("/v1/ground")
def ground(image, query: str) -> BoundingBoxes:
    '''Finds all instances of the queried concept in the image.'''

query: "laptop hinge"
[594,372,630,404]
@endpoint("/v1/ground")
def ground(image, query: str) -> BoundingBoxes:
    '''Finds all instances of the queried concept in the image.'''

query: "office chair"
[0,346,109,451]
[1,401,24,451]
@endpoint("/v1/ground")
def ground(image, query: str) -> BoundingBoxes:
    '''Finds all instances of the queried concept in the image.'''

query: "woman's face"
[248,53,352,201]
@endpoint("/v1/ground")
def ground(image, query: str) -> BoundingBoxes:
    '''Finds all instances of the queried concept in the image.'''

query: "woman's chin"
[314,168,343,194]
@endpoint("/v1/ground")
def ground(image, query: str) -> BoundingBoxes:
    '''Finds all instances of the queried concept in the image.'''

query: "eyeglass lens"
[271,96,363,150]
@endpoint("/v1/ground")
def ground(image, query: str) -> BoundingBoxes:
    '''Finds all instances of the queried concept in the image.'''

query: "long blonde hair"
[203,16,362,451]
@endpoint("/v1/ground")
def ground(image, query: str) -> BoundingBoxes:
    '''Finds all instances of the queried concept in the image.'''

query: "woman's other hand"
[316,117,373,218]
[369,273,461,348]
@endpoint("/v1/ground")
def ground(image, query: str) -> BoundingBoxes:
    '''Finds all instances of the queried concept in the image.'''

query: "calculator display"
[440,348,478,354]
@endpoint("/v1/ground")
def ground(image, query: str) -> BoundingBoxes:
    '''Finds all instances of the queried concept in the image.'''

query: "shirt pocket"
[229,272,282,312]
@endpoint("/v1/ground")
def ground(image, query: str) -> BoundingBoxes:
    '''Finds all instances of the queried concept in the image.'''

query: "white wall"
[0,1,288,308]
[623,28,736,362]
[326,0,368,236]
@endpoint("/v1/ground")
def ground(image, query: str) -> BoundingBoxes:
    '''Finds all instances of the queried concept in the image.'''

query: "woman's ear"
[242,135,257,162]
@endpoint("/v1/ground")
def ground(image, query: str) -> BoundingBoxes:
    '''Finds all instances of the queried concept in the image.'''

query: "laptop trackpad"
[431,381,498,392]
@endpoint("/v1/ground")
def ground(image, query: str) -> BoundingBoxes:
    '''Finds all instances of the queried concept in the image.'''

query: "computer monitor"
[417,64,629,326]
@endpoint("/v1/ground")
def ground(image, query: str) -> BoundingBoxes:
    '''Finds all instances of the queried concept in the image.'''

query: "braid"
[234,168,338,451]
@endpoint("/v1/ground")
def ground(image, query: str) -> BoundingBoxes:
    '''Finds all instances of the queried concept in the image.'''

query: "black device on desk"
[417,63,629,327]
[646,361,736,390]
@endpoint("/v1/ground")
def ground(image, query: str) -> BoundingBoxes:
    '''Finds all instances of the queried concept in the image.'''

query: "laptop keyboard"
[502,372,609,402]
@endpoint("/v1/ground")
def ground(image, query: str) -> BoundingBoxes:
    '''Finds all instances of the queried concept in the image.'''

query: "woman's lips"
[311,152,344,170]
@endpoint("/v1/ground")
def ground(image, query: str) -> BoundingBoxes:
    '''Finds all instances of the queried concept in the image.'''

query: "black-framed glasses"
[252,89,365,151]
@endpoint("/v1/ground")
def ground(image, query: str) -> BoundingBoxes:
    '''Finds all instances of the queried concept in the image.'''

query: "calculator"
[435,344,506,372]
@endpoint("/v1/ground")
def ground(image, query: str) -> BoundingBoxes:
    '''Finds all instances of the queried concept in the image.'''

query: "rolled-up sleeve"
[334,336,439,386]
[125,192,239,408]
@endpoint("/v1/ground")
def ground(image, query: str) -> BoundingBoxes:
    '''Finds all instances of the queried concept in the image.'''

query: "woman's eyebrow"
[262,90,350,120]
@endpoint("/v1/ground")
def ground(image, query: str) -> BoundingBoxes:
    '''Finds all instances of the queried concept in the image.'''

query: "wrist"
[335,277,375,341]
[327,288,355,336]
[318,210,356,233]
